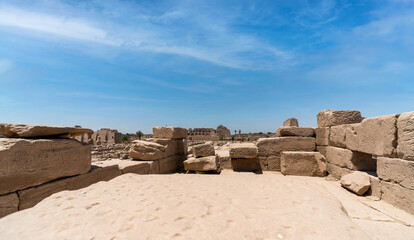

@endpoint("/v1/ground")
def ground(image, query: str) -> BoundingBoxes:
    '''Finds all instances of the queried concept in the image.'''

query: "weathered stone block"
[381,181,414,215]
[192,144,215,158]
[153,127,187,139]
[345,114,398,157]
[366,175,381,200]
[317,110,363,128]
[95,159,150,175]
[397,111,414,160]
[340,172,371,196]
[317,146,328,157]
[129,140,166,160]
[231,158,262,172]
[329,125,347,148]
[176,139,188,155]
[0,193,18,218]
[145,138,178,157]
[267,155,281,171]
[257,137,315,157]
[281,152,326,177]
[159,155,181,174]
[0,123,92,138]
[326,163,353,180]
[229,143,258,158]
[216,150,231,169]
[18,164,121,210]
[283,118,299,127]
[325,146,375,171]
[315,127,329,146]
[0,138,91,195]
[184,156,218,172]
[276,127,315,137]
[259,156,268,171]
[377,157,414,190]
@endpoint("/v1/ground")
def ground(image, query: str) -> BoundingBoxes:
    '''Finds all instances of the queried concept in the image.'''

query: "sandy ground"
[0,171,413,240]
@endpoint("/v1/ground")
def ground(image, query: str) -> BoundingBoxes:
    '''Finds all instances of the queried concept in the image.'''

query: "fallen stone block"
[340,172,371,196]
[267,155,281,171]
[231,158,262,172]
[153,127,187,139]
[326,163,353,180]
[397,111,414,160]
[0,138,91,195]
[0,123,92,138]
[381,181,414,215]
[229,143,258,158]
[283,118,299,127]
[192,143,215,158]
[18,163,121,210]
[315,127,329,146]
[276,127,315,137]
[325,146,376,171]
[345,114,398,157]
[184,156,218,172]
[377,157,414,190]
[317,110,363,128]
[281,152,326,177]
[0,193,18,218]
[129,140,165,160]
[329,125,347,148]
[257,137,315,157]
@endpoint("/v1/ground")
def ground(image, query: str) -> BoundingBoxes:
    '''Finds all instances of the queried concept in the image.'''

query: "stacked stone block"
[184,143,219,172]
[229,143,260,172]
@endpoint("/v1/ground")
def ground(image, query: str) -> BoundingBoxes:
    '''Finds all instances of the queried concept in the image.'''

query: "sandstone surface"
[281,151,326,177]
[0,193,18,218]
[329,124,347,148]
[231,158,262,172]
[0,123,92,138]
[276,127,314,137]
[257,137,315,156]
[184,156,218,172]
[129,140,165,160]
[396,111,414,160]
[315,127,329,146]
[153,127,187,139]
[325,146,376,171]
[317,110,363,127]
[283,118,299,127]
[192,143,215,158]
[340,172,371,195]
[381,181,414,215]
[229,143,258,158]
[377,157,414,190]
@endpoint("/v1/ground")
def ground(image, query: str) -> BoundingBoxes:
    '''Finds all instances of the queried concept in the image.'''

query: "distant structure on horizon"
[188,125,231,141]
[74,128,122,145]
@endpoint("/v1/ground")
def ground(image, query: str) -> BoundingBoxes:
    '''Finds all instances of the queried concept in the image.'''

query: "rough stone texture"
[257,137,315,157]
[184,156,218,172]
[176,139,188,155]
[366,175,382,200]
[129,140,166,160]
[325,146,376,171]
[381,181,414,215]
[95,159,150,175]
[276,127,314,137]
[340,172,371,196]
[377,157,414,190]
[268,155,281,171]
[158,156,181,174]
[18,163,121,210]
[0,193,18,218]
[229,143,258,158]
[281,152,327,177]
[216,150,231,169]
[258,157,268,171]
[91,128,122,145]
[317,146,328,157]
[329,125,347,148]
[326,163,353,180]
[315,128,329,146]
[317,110,363,128]
[231,158,262,172]
[153,127,187,139]
[0,138,91,195]
[283,118,299,127]
[0,174,372,240]
[397,111,414,160]
[346,114,398,157]
[192,144,215,158]
[0,123,92,138]
[145,138,178,157]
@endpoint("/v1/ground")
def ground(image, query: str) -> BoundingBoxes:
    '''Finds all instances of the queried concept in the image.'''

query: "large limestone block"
[18,164,121,210]
[184,156,219,172]
[340,172,371,196]
[0,138,91,195]
[325,146,375,171]
[229,143,258,158]
[326,163,353,180]
[257,137,315,157]
[153,127,187,139]
[0,123,92,138]
[129,140,165,160]
[317,110,363,127]
[276,127,314,137]
[377,157,414,190]
[382,181,414,215]
[95,159,150,175]
[345,114,398,156]
[0,193,18,218]
[315,127,329,146]
[231,158,262,172]
[281,152,326,177]
[144,138,178,157]
[268,155,281,171]
[192,144,215,158]
[159,155,182,174]
[329,125,347,148]
[397,111,414,160]
[283,118,299,127]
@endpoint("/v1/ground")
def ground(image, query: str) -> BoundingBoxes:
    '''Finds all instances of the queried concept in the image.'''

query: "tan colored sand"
[0,172,371,240]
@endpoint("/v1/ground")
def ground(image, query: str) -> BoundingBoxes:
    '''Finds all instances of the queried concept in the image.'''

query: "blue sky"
[0,0,413,134]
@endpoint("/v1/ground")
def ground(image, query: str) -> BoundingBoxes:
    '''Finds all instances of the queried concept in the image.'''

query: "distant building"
[187,125,231,141]
[74,128,122,145]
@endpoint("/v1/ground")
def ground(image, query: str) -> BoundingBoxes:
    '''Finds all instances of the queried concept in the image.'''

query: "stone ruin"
[1,109,414,218]
[187,125,231,141]
[74,128,122,145]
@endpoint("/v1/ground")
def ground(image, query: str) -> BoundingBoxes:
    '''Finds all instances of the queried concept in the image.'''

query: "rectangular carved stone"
[381,181,414,215]
[267,155,281,171]
[176,139,188,155]
[345,114,398,157]
[153,127,187,139]
[276,127,314,137]
[0,138,91,195]
[145,138,178,158]
[231,158,262,172]
[397,111,414,160]
[95,159,150,175]
[159,155,183,174]
[216,150,231,169]
[317,146,328,157]
[329,125,347,148]
[366,175,381,200]
[0,193,19,218]
[325,146,375,171]
[18,164,121,210]
[326,163,353,180]
[377,157,414,190]
[317,110,363,128]
[229,143,258,158]
[281,152,326,177]
[315,128,329,146]
[192,144,215,158]
[257,137,315,157]
[259,157,268,171]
